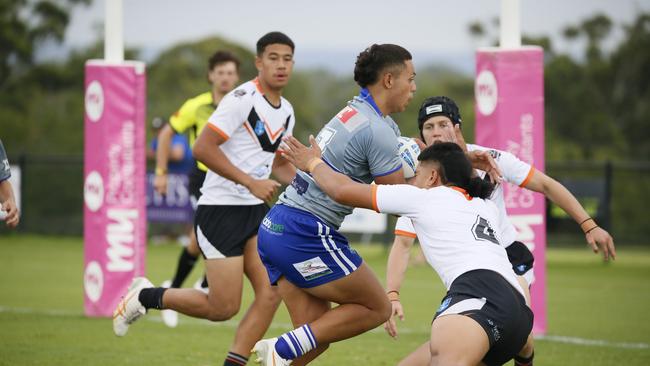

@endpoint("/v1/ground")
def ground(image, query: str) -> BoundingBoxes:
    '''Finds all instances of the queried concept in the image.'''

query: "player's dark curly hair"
[418,142,494,199]
[353,44,412,88]
[208,50,241,72]
[256,31,295,55]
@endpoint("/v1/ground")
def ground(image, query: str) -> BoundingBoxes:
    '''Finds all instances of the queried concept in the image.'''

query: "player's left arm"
[271,151,296,185]
[524,169,616,260]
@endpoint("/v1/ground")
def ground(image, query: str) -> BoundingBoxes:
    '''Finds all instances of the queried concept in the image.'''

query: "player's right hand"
[384,300,404,339]
[467,150,503,183]
[280,135,322,172]
[1,199,19,228]
[586,226,616,261]
[247,179,281,202]
[153,174,168,195]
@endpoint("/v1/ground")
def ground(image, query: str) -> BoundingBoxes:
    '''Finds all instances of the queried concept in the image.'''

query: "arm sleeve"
[374,184,423,217]
[492,148,535,187]
[169,98,198,134]
[394,216,417,238]
[207,93,250,140]
[365,126,402,178]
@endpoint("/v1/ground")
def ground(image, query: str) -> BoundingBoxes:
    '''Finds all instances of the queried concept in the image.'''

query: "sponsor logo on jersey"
[293,256,333,281]
[291,174,309,195]
[488,149,501,160]
[336,106,358,123]
[254,120,265,136]
[336,106,367,132]
[262,216,284,235]
[486,318,501,341]
[233,89,247,98]
[516,264,528,274]
[437,297,452,313]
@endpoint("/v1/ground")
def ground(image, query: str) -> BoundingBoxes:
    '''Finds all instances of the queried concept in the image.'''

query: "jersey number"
[471,215,500,245]
[316,127,337,152]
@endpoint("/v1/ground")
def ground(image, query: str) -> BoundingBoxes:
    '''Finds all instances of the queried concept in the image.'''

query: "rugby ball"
[397,136,420,179]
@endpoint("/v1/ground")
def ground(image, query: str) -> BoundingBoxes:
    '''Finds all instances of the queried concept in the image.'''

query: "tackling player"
[387,96,616,366]
[280,137,533,366]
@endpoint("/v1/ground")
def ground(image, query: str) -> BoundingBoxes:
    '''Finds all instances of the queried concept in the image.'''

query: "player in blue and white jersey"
[251,44,417,365]
[278,137,533,366]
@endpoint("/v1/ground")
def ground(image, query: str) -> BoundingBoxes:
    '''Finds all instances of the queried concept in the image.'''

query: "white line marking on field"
[535,334,649,350]
[1,305,648,350]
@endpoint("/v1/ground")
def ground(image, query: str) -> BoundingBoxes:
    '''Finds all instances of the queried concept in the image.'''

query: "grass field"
[0,235,648,365]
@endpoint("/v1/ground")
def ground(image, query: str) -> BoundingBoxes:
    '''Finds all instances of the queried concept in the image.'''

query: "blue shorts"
[257,204,363,288]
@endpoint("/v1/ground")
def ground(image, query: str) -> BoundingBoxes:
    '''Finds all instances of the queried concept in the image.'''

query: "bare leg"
[516,275,535,359]
[228,235,282,356]
[302,263,392,344]
[398,341,431,366]
[277,277,331,366]
[429,315,489,366]
[162,255,244,321]
[187,228,201,256]
[269,263,389,364]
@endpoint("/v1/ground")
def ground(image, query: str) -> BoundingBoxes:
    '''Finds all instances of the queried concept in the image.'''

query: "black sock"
[170,247,198,288]
[138,287,167,310]
[200,275,208,288]
[514,351,534,366]
[223,351,248,366]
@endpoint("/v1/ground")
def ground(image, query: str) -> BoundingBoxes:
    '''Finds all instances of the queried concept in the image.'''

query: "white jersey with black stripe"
[198,79,295,206]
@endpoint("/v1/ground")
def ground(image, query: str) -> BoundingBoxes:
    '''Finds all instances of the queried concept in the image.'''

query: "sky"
[60,0,650,74]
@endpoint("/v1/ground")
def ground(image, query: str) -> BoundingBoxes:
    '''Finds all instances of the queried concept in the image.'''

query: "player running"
[278,136,533,366]
[153,50,240,328]
[114,32,297,366]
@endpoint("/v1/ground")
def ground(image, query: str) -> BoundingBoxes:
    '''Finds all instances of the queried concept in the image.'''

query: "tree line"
[1,2,648,163]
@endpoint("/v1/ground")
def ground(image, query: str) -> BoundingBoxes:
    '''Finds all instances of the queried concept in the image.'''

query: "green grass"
[0,235,649,365]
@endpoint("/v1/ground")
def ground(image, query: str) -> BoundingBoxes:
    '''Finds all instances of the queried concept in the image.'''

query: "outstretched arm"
[281,135,375,210]
[524,169,616,260]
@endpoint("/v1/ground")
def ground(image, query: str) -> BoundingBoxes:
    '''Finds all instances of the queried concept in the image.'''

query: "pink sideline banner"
[83,60,147,317]
[475,46,546,334]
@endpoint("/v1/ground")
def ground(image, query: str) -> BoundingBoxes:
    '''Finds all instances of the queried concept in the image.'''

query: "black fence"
[2,154,649,244]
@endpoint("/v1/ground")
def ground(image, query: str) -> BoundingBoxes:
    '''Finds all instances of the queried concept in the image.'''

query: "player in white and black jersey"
[279,138,533,366]
[387,96,616,366]
[113,32,297,366]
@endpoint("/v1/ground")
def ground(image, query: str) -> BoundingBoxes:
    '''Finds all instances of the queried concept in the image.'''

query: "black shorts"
[194,204,269,259]
[188,165,207,210]
[506,241,535,276]
[433,270,533,366]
